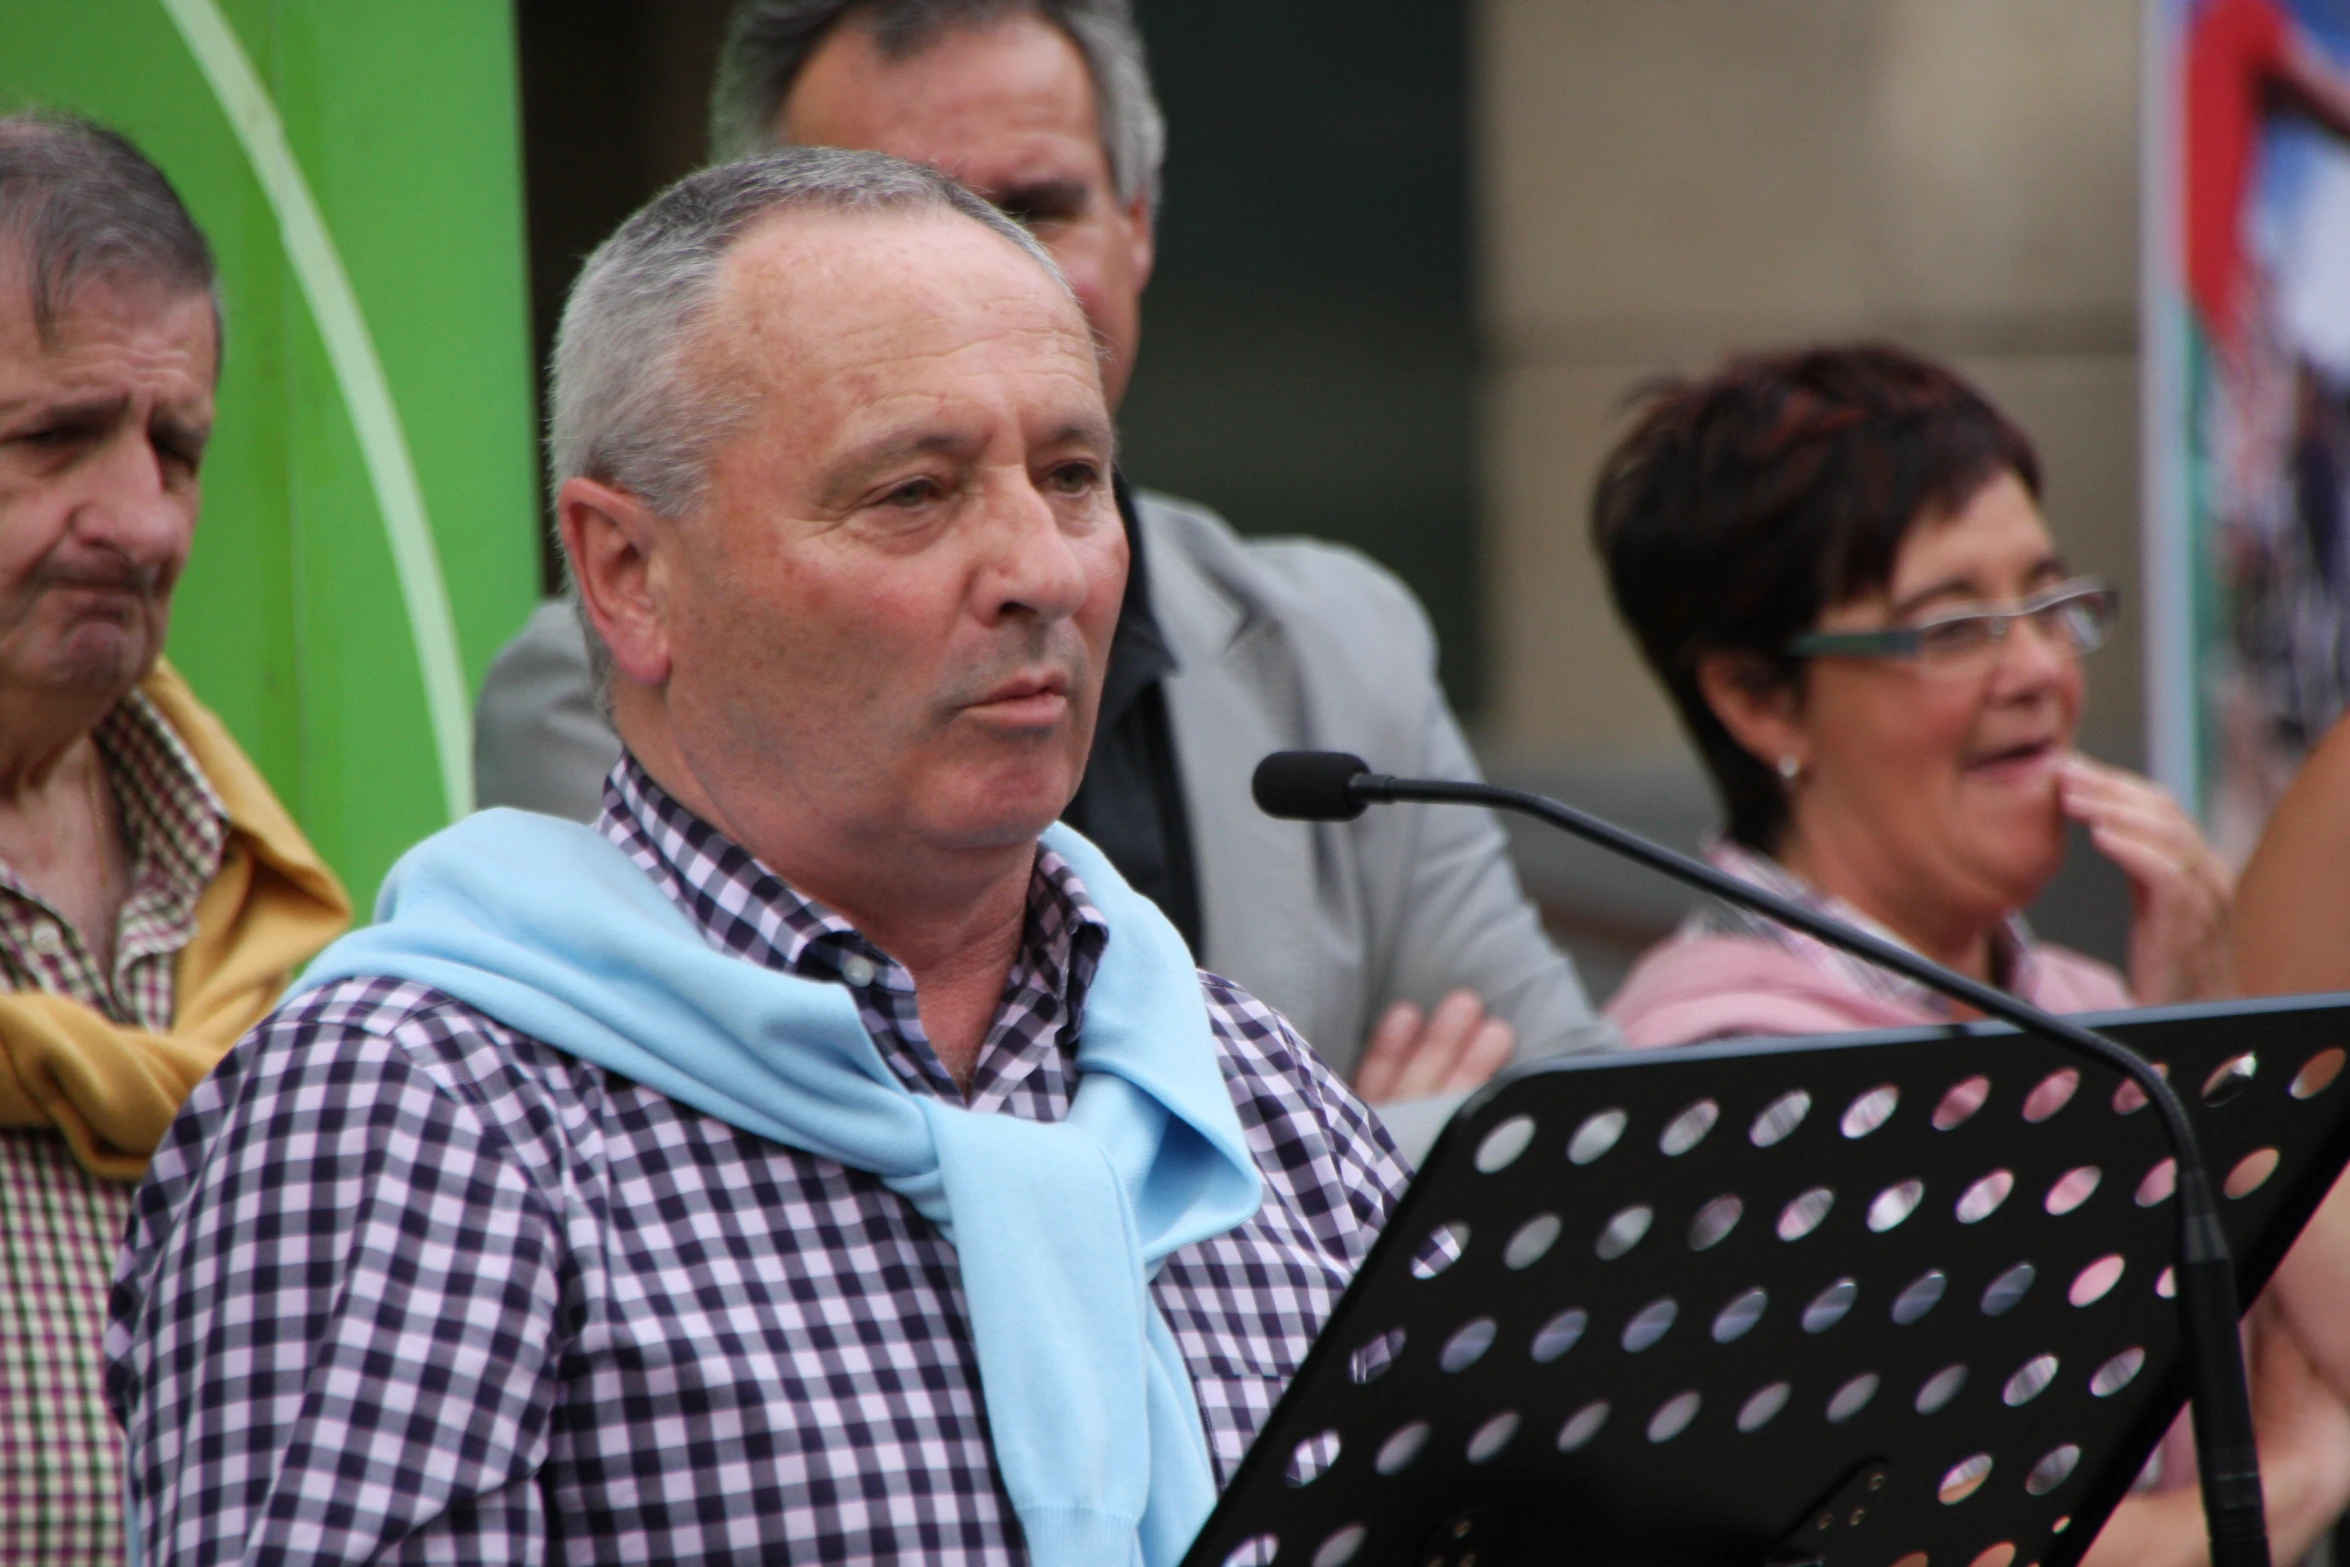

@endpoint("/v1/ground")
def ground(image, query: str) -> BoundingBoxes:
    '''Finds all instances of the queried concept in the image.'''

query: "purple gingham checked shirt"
[2,689,225,1567]
[107,756,1409,1565]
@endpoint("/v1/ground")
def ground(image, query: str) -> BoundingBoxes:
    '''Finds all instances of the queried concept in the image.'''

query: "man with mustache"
[0,115,348,1563]
[474,0,1607,1150]
[111,147,1407,1565]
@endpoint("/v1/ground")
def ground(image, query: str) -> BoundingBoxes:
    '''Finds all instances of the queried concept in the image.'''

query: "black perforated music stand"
[1180,994,2350,1567]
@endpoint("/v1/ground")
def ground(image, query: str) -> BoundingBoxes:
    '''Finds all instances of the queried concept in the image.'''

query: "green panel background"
[0,0,539,909]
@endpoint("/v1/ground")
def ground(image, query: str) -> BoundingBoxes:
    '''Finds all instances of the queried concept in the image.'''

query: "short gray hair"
[709,0,1165,209]
[548,145,1070,701]
[0,113,219,352]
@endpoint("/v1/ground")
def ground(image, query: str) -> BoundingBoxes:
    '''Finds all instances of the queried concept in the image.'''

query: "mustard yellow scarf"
[0,661,351,1180]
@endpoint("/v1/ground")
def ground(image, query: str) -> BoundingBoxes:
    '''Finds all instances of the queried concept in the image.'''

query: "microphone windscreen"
[1253,751,1373,821]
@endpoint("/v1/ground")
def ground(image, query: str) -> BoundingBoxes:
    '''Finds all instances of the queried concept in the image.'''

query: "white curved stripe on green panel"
[159,0,474,820]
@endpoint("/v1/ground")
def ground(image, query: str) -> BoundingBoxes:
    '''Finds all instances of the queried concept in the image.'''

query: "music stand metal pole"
[1344,771,2269,1567]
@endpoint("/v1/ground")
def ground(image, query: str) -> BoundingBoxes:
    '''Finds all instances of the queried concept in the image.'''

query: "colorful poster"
[0,0,540,906]
[2148,0,2350,856]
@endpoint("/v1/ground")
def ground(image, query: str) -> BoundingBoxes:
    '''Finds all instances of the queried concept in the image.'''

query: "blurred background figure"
[0,114,348,1564]
[477,0,1608,1127]
[2236,708,2350,993]
[1592,342,2350,1567]
[1591,345,2229,1043]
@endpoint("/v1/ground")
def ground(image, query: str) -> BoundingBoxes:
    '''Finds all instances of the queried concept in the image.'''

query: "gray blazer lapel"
[1138,497,1329,1048]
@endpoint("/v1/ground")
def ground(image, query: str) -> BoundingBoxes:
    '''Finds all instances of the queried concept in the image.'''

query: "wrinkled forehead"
[0,250,218,379]
[697,205,1097,399]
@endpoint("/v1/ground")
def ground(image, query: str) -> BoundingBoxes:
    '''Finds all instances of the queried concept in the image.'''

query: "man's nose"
[72,427,190,561]
[978,474,1095,624]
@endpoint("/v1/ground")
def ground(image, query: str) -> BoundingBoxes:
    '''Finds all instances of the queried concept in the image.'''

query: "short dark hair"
[0,113,217,350]
[1591,343,2042,852]
[709,0,1164,207]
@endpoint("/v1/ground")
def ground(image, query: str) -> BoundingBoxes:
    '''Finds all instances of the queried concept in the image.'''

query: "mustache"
[938,622,1094,712]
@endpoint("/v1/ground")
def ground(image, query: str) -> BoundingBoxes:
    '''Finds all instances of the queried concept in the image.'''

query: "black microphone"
[1254,750,2271,1567]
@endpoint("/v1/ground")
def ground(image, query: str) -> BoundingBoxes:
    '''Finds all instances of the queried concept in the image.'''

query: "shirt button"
[29,925,63,954]
[839,954,878,987]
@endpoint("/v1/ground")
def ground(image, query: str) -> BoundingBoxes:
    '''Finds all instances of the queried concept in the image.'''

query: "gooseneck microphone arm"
[1252,751,2269,1567]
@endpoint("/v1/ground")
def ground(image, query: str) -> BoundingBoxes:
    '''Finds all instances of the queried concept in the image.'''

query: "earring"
[1777,755,1802,783]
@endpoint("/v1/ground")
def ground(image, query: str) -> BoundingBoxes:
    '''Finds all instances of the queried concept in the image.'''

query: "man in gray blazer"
[475,0,1608,1141]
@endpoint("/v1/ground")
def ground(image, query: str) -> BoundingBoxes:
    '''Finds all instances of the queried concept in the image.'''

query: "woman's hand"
[2060,754,2235,1004]
[1353,989,1515,1105]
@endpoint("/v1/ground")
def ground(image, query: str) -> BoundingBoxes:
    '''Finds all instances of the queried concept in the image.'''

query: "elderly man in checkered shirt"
[108,147,1408,1566]
[0,117,349,1565]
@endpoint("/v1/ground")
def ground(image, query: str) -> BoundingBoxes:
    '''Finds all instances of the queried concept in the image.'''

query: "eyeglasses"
[1786,577,2119,676]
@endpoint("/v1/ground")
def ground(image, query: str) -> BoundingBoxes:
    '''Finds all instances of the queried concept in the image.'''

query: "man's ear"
[1695,652,1807,773]
[559,476,672,689]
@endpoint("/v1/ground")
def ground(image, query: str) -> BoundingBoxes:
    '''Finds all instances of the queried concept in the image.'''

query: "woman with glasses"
[1594,344,2232,1045]
[1591,345,2350,1567]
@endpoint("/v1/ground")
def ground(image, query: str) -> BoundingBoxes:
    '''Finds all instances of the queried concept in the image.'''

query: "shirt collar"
[593,752,1111,1018]
[1693,837,2045,1020]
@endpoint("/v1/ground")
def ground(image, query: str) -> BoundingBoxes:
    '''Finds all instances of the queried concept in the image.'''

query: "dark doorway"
[512,1,1484,718]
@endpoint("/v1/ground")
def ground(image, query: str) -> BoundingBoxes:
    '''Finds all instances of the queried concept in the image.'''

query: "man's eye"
[1044,462,1099,496]
[881,478,940,509]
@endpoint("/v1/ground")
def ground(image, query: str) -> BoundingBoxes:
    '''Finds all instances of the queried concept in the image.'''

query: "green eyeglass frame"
[1785,577,2120,669]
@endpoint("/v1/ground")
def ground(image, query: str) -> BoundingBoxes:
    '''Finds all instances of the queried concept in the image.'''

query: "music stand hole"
[2070,1255,2125,1306]
[1221,1533,1278,1567]
[2157,1265,2177,1299]
[1892,1553,1931,1567]
[1648,1391,1702,1442]
[2003,1354,2059,1406]
[1842,1085,1900,1138]
[1779,1186,1835,1240]
[1803,1278,1859,1333]
[1531,1308,1588,1363]
[2026,1444,2081,1495]
[1505,1213,1562,1269]
[1623,1297,1679,1352]
[1313,1523,1368,1567]
[1935,1075,1991,1130]
[1661,1098,1720,1155]
[1598,1205,1653,1259]
[1556,1400,1610,1451]
[2113,1064,2169,1115]
[1411,1223,1468,1279]
[1348,1326,1406,1384]
[1971,1544,2018,1567]
[1570,1109,1628,1165]
[1940,1453,1993,1504]
[1892,1270,1947,1324]
[1466,1411,1520,1464]
[1869,1179,1925,1232]
[1475,1114,1537,1173]
[2137,1158,2177,1207]
[2203,1054,2258,1107]
[2023,1069,2079,1122]
[1825,1372,1879,1423]
[2293,1048,2345,1099]
[1753,1089,1812,1147]
[1375,1421,1429,1475]
[1689,1195,1743,1250]
[2226,1148,2280,1198]
[1737,1381,1792,1432]
[1714,1287,1768,1342]
[1916,1364,1968,1414]
[1441,1317,1498,1372]
[2046,1166,2101,1215]
[2091,1347,2146,1396]
[1957,1170,2014,1223]
[1982,1262,2036,1316]
[1285,1429,1341,1487]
